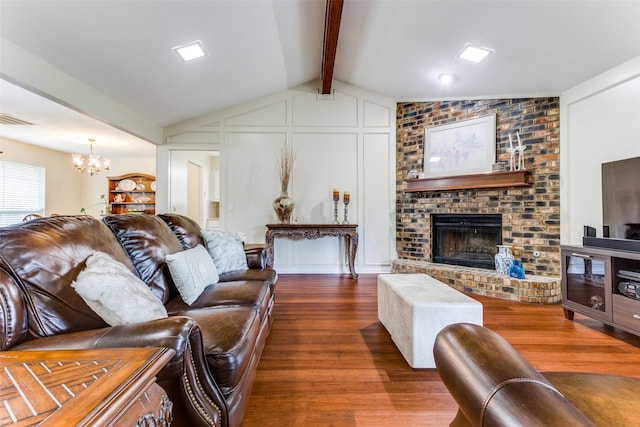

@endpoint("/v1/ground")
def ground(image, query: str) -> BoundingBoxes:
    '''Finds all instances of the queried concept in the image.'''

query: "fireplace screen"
[432,214,502,269]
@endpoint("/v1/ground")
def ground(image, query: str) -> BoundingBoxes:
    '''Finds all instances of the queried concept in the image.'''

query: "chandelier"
[72,139,110,176]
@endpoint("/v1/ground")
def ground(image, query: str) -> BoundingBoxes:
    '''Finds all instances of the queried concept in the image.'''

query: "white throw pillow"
[201,230,248,274]
[72,252,168,326]
[166,245,219,305]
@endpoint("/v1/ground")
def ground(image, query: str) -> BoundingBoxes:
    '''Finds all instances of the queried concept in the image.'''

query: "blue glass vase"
[509,260,526,279]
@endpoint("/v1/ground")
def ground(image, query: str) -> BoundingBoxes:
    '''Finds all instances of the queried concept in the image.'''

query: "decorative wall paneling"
[162,81,396,274]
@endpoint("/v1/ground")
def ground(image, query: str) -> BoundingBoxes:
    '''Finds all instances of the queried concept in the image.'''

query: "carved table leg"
[265,231,275,268]
[347,231,358,279]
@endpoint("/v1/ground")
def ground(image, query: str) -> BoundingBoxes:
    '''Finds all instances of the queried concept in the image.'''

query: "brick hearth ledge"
[391,259,561,304]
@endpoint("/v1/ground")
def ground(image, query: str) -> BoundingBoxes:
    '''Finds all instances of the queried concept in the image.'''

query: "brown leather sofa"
[434,323,640,427]
[0,213,276,427]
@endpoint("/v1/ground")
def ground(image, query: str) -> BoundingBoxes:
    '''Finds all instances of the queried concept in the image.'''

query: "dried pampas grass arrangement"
[277,143,295,194]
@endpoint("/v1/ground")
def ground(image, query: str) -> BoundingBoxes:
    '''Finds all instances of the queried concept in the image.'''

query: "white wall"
[162,80,397,274]
[1,137,81,217]
[0,136,155,219]
[560,56,640,244]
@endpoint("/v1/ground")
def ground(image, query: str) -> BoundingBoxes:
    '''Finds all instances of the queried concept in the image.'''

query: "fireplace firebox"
[432,214,502,270]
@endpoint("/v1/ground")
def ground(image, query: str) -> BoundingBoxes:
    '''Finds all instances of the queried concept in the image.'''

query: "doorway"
[186,161,202,223]
[169,150,220,228]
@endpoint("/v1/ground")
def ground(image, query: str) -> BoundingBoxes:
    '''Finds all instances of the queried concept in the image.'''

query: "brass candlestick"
[332,190,340,224]
[343,193,350,224]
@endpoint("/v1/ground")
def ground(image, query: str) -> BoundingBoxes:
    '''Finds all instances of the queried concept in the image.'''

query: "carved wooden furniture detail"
[265,223,358,279]
[0,347,174,426]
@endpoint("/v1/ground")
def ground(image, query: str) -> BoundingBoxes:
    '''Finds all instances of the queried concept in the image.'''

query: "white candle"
[508,134,513,150]
[516,131,522,148]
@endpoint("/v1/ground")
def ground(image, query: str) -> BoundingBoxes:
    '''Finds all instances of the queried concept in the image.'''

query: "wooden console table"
[0,347,174,426]
[265,223,359,279]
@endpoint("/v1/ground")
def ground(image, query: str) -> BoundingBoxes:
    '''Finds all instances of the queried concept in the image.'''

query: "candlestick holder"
[343,199,350,224]
[332,194,340,224]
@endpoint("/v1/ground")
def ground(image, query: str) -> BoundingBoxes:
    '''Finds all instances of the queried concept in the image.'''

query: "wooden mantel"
[404,170,532,192]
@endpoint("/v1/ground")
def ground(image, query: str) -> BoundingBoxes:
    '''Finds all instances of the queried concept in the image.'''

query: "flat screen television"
[602,155,640,241]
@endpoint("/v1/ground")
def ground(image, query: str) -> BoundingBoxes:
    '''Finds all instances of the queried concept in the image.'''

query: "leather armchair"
[433,323,640,427]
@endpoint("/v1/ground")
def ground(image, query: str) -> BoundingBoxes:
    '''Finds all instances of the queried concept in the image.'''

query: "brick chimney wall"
[396,98,561,277]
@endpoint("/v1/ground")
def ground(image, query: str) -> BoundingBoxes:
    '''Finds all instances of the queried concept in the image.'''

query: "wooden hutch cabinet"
[107,173,156,215]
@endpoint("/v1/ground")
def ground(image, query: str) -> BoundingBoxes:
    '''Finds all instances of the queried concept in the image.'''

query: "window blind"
[0,161,45,226]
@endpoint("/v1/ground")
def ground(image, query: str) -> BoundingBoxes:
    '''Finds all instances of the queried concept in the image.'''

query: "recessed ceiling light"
[457,43,494,64]
[439,74,454,85]
[173,40,207,62]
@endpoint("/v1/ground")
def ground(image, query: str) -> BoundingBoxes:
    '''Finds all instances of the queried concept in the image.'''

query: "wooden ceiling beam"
[320,0,344,95]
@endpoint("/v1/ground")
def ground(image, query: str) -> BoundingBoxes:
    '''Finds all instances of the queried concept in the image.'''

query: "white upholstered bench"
[377,273,483,368]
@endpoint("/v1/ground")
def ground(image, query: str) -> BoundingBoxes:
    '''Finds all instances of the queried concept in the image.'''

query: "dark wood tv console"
[561,244,640,337]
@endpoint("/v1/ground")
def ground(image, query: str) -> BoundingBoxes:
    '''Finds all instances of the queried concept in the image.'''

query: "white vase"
[495,245,514,276]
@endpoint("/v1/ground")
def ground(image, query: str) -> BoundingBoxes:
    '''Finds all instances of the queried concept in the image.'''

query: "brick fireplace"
[432,213,502,269]
[394,98,561,303]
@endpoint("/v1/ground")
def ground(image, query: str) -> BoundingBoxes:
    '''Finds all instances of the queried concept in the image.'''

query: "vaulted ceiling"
[1,0,639,156]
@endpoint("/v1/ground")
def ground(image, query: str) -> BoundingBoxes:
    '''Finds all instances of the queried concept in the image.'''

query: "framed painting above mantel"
[424,114,496,178]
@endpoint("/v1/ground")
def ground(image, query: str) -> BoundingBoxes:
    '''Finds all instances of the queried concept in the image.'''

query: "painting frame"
[423,113,496,178]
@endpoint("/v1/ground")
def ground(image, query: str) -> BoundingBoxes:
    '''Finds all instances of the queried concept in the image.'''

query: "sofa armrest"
[433,323,594,427]
[13,316,197,379]
[244,244,268,270]
[14,316,227,426]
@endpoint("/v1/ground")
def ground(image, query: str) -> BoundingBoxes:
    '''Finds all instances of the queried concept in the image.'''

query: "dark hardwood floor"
[243,274,640,426]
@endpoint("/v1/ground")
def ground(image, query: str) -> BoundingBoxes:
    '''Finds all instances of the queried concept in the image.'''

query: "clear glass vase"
[494,245,514,276]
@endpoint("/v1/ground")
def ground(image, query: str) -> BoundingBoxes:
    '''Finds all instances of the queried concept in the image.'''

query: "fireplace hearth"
[432,214,502,270]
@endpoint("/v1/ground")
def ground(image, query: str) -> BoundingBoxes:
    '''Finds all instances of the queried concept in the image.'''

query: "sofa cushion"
[158,213,204,250]
[173,305,261,396]
[72,252,168,325]
[202,230,248,274]
[165,279,270,319]
[0,215,135,337]
[219,268,277,289]
[543,372,640,427]
[102,214,183,303]
[166,245,219,305]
